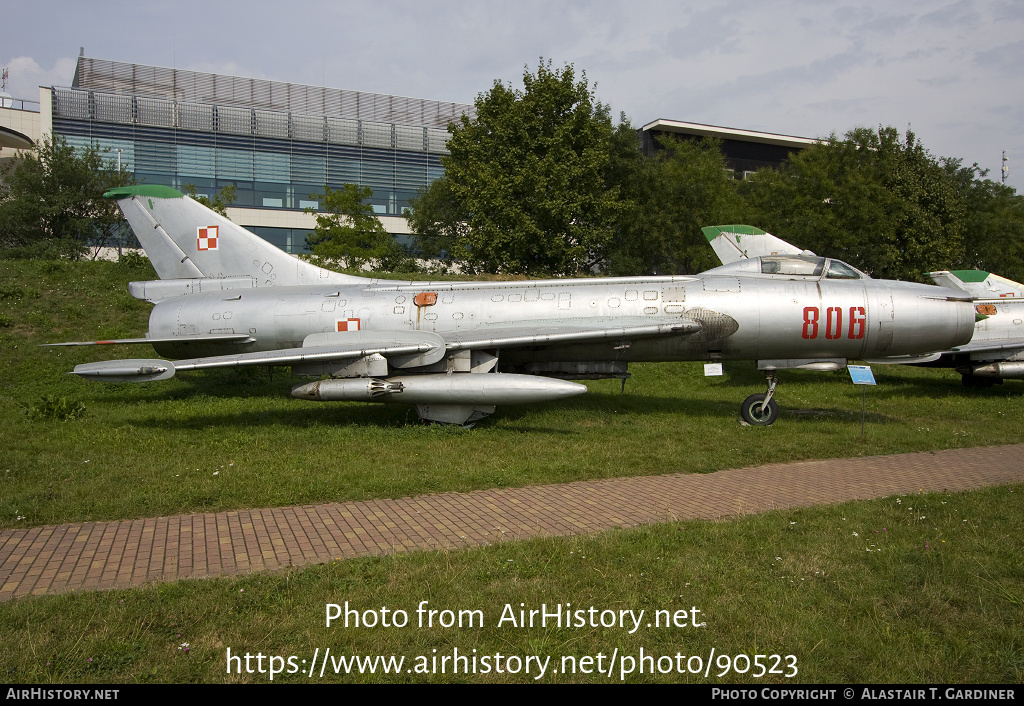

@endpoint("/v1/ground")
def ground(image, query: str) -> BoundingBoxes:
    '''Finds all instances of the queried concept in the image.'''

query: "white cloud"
[2,57,76,102]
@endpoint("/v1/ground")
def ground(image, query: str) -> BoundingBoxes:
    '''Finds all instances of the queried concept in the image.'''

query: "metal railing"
[72,57,473,129]
[0,97,40,112]
[53,87,453,153]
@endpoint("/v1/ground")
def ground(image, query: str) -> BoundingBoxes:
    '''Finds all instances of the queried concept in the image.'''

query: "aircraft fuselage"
[147,274,975,366]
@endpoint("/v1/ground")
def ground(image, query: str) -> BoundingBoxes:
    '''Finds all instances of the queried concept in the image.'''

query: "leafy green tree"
[305,184,408,271]
[0,135,133,258]
[966,181,1024,283]
[942,161,1024,283]
[182,183,237,218]
[409,59,621,276]
[403,175,467,262]
[740,127,965,281]
[604,127,746,275]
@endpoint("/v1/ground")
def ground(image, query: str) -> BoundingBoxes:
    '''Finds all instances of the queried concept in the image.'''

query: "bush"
[117,251,149,270]
[24,396,86,421]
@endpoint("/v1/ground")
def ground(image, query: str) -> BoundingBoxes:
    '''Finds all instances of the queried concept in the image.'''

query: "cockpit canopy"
[760,255,824,277]
[705,255,868,280]
[762,255,866,280]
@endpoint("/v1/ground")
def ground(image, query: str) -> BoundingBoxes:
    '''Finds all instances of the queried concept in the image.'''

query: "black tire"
[740,393,779,426]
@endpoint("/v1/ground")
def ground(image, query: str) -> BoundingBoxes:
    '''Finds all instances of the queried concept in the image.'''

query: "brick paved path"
[1,444,1022,601]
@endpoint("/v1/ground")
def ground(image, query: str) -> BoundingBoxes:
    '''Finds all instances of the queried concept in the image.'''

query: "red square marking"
[197,226,219,251]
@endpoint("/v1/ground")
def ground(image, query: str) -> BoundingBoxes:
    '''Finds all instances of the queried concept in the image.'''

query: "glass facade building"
[52,58,473,252]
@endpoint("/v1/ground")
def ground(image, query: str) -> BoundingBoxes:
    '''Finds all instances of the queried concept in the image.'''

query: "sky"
[2,0,1022,190]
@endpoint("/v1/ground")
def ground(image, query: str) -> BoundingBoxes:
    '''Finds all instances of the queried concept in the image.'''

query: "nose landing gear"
[740,373,780,426]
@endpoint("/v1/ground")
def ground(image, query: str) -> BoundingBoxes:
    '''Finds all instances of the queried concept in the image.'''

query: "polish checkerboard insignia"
[336,318,361,332]
[197,226,219,251]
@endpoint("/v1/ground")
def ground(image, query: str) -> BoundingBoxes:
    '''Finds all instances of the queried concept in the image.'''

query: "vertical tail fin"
[702,225,810,265]
[104,185,366,286]
[927,270,1024,299]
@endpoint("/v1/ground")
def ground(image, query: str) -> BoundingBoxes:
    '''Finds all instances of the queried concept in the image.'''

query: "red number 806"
[802,306,865,340]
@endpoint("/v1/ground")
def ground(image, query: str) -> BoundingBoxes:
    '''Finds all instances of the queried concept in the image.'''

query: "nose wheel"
[740,373,779,426]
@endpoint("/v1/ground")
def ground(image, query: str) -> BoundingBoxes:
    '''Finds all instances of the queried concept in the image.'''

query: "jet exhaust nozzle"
[291,378,404,401]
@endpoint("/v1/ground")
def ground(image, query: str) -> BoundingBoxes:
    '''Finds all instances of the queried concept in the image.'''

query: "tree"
[740,126,966,281]
[403,174,467,263]
[305,184,408,271]
[942,161,1024,283]
[965,180,1024,283]
[0,135,133,258]
[409,59,621,276]
[604,127,746,275]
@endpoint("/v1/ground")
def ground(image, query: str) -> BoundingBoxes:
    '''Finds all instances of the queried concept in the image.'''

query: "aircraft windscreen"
[760,256,825,277]
[825,260,863,280]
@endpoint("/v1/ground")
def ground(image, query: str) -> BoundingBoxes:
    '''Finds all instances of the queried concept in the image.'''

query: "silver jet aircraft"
[919,270,1024,386]
[704,225,1024,387]
[56,187,976,426]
